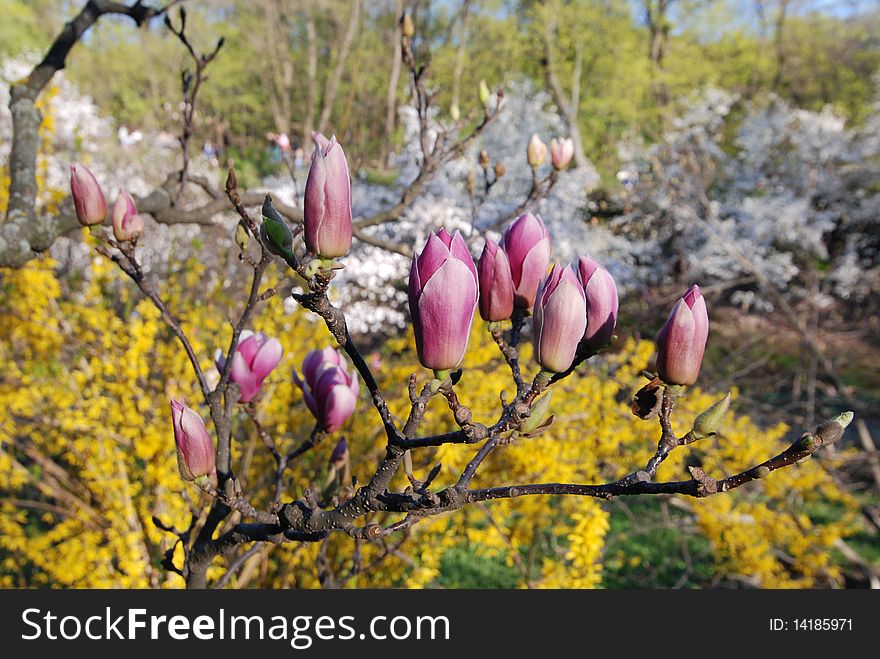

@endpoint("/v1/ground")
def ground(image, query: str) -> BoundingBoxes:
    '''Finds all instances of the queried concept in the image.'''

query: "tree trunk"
[540,2,588,170]
[383,0,405,167]
[303,3,318,152]
[451,0,472,115]
[317,0,362,137]
[645,0,671,121]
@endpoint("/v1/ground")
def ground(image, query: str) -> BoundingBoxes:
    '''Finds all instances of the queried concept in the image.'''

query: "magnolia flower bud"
[501,212,552,311]
[70,164,108,226]
[549,137,574,170]
[655,284,709,386]
[171,400,215,482]
[814,411,854,446]
[478,240,515,322]
[479,79,491,109]
[409,228,479,372]
[533,264,587,373]
[304,132,352,259]
[527,133,547,168]
[111,189,144,242]
[293,349,359,432]
[234,222,250,256]
[329,437,349,471]
[214,330,283,403]
[576,255,618,347]
[260,195,293,257]
[519,392,553,434]
[690,392,731,440]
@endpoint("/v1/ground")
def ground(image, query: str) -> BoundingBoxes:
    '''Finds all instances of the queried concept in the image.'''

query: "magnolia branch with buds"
[134,187,852,588]
[14,4,857,589]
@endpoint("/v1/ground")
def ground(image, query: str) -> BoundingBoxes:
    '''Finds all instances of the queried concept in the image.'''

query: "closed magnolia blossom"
[111,189,144,242]
[655,284,709,386]
[501,212,552,311]
[527,133,547,168]
[304,132,352,258]
[409,228,479,371]
[214,330,283,403]
[533,264,587,373]
[478,240,515,322]
[70,164,108,226]
[171,399,215,482]
[550,138,574,170]
[293,348,359,432]
[576,255,619,347]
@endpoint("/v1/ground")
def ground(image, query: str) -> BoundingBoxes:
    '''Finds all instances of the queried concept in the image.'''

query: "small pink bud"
[409,228,479,371]
[171,399,215,481]
[532,264,587,372]
[329,437,349,470]
[304,132,352,258]
[501,213,552,311]
[655,284,709,386]
[70,164,108,226]
[549,138,574,170]
[111,189,144,242]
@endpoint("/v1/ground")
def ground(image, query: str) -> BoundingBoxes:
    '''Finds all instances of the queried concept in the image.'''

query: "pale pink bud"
[549,138,574,170]
[304,132,352,258]
[70,164,108,226]
[655,284,709,386]
[111,189,144,242]
[171,399,215,481]
[532,264,587,372]
[408,228,479,371]
[501,212,552,311]
[527,133,547,168]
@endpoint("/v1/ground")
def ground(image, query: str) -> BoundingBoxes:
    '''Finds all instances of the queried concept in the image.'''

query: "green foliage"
[14,0,872,174]
[436,545,522,589]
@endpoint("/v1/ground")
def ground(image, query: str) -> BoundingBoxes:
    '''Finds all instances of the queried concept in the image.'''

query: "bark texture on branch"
[1,0,173,267]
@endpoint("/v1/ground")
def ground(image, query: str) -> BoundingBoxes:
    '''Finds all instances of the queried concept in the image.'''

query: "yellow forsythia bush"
[0,253,863,588]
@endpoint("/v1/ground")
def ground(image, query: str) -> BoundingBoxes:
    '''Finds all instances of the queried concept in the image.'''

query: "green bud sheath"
[520,392,552,434]
[691,392,732,440]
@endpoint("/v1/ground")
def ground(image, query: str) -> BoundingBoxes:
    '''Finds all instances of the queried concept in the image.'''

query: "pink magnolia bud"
[214,330,283,403]
[111,189,144,242]
[533,264,587,372]
[408,228,479,371]
[501,212,552,311]
[293,349,359,432]
[576,255,619,347]
[655,284,709,386]
[526,133,547,168]
[478,240,515,322]
[170,399,215,481]
[549,138,574,170]
[329,437,349,471]
[70,164,108,226]
[304,132,352,258]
